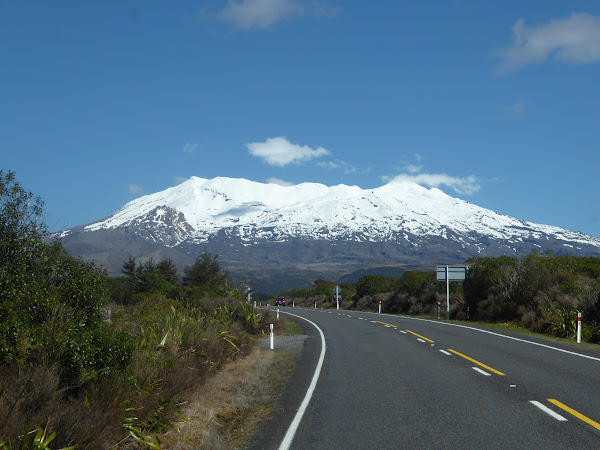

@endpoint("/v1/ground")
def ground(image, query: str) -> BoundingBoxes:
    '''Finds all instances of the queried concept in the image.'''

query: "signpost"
[436,265,467,320]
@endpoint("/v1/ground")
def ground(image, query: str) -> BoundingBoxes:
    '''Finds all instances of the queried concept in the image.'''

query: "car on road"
[275,297,286,306]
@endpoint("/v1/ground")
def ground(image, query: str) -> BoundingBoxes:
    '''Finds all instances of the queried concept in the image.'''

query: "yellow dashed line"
[548,399,600,431]
[373,321,397,328]
[405,330,435,343]
[448,349,505,376]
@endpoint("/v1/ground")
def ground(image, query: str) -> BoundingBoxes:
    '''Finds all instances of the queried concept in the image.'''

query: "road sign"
[436,265,467,281]
[334,285,341,310]
[437,265,468,321]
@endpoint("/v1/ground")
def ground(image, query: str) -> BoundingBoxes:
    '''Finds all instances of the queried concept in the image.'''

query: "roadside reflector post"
[577,312,582,344]
[438,302,441,320]
[293,301,295,308]
[315,301,317,309]
[277,308,280,319]
[270,324,274,350]
[379,301,382,314]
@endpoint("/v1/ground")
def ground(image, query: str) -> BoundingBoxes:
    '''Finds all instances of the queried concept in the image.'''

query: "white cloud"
[183,143,198,154]
[247,136,330,166]
[498,13,600,72]
[128,184,145,196]
[216,0,339,30]
[317,159,356,174]
[266,177,295,186]
[387,173,481,195]
[502,98,525,119]
[174,176,188,185]
[405,164,422,174]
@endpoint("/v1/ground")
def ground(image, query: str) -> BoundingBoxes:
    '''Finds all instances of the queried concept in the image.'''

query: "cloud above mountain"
[498,13,600,72]
[215,0,340,30]
[247,136,330,166]
[388,173,480,195]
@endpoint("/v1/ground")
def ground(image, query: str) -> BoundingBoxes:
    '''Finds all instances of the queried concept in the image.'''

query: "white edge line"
[416,338,426,343]
[439,349,451,356]
[278,312,327,450]
[529,400,568,421]
[472,367,491,376]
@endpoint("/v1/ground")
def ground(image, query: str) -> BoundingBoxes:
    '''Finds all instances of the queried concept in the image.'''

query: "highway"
[249,307,600,449]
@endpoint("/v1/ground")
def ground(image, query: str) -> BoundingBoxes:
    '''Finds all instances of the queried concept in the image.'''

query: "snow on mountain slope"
[81,176,600,251]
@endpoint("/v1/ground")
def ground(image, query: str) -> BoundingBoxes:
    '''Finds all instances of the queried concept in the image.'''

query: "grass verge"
[160,318,303,449]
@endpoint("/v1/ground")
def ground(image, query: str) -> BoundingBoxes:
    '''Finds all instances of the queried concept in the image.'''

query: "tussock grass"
[161,345,298,449]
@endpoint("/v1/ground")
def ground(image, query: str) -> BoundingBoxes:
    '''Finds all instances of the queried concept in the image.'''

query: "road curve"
[248,307,600,449]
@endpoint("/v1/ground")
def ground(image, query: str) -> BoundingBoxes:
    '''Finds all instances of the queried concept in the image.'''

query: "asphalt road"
[248,307,600,449]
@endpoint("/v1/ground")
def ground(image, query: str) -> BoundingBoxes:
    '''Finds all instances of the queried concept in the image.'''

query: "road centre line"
[373,321,398,328]
[278,312,326,450]
[405,330,435,343]
[387,314,600,363]
[547,399,600,431]
[529,401,568,422]
[439,349,451,356]
[448,349,506,376]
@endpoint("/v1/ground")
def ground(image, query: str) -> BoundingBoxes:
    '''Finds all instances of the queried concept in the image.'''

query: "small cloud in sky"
[174,176,188,185]
[498,13,600,72]
[183,143,198,154]
[405,164,422,174]
[384,173,481,196]
[317,159,356,174]
[247,136,330,166]
[502,98,525,119]
[214,0,340,30]
[128,184,145,196]
[266,177,295,186]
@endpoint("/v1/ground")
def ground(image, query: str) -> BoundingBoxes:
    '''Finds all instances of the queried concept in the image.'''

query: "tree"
[156,257,179,285]
[183,249,229,293]
[118,256,180,300]
[0,172,129,386]
[0,170,46,266]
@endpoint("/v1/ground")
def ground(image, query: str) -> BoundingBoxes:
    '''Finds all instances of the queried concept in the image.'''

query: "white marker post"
[315,301,317,309]
[270,324,274,350]
[378,301,382,314]
[277,308,280,319]
[577,312,582,344]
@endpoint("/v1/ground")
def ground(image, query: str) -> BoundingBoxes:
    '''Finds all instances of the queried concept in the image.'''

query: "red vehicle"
[275,297,286,306]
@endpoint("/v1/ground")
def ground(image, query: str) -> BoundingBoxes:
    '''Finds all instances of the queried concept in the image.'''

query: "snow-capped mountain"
[55,176,600,288]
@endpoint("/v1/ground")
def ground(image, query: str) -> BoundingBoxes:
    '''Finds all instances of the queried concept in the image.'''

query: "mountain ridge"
[53,176,600,293]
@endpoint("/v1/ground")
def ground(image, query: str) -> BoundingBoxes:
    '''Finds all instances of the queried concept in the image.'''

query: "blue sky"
[2,1,600,238]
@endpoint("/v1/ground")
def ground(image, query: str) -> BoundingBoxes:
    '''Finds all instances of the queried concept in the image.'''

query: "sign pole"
[446,265,450,320]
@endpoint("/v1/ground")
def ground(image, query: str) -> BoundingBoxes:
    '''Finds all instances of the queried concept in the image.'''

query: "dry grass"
[161,343,297,449]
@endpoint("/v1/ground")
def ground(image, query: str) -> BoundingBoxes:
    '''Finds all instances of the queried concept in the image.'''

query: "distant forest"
[274,253,600,343]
